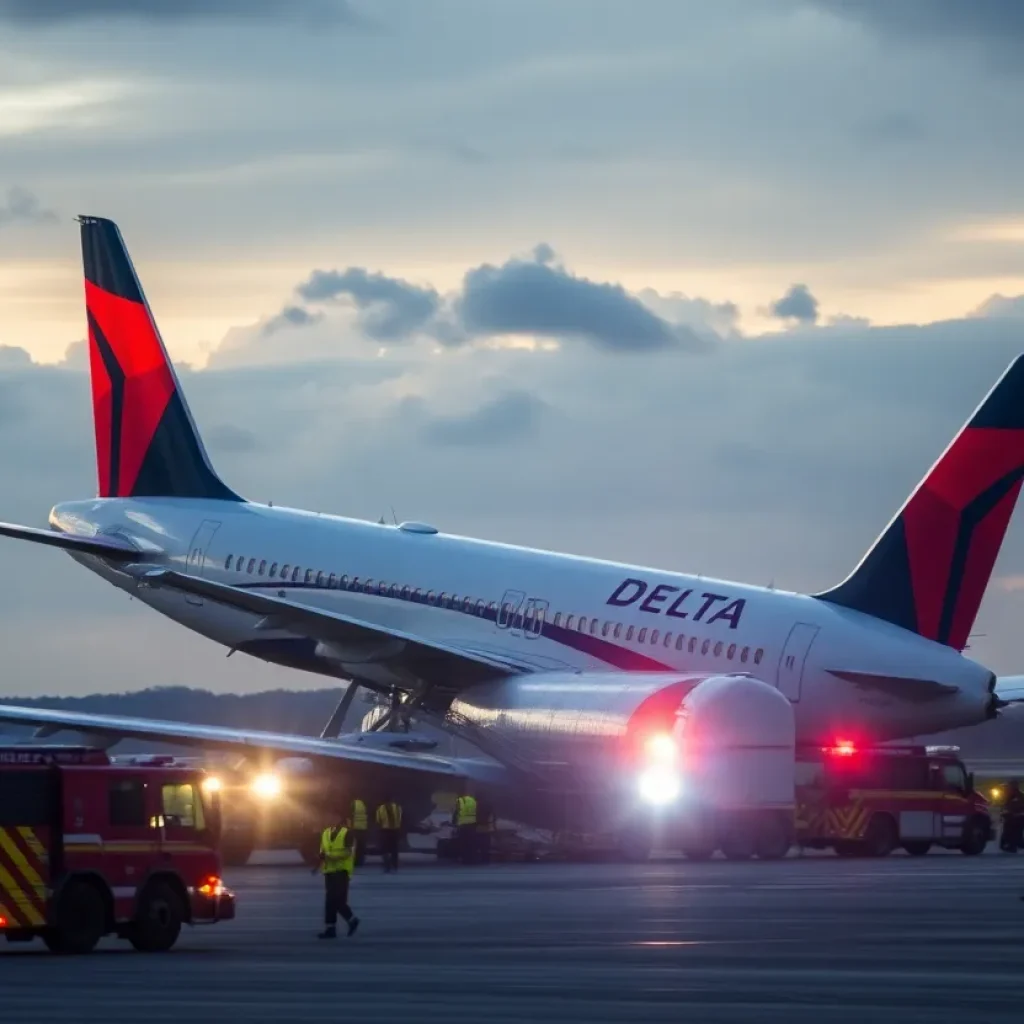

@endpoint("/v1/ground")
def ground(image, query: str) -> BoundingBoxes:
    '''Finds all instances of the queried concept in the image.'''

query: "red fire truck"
[0,746,235,954]
[795,742,993,857]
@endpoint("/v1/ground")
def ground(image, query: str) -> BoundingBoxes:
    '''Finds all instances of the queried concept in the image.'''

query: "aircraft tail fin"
[79,216,242,502]
[815,354,1024,650]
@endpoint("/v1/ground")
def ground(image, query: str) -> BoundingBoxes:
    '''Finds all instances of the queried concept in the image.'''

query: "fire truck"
[795,742,993,857]
[0,746,236,954]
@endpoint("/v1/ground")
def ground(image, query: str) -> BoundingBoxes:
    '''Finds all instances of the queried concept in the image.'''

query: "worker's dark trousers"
[477,830,492,864]
[457,825,476,864]
[380,830,400,872]
[324,871,354,927]
[352,831,367,867]
[1001,816,1023,852]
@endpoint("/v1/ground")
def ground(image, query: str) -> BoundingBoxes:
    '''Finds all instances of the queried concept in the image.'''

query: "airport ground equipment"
[794,742,993,857]
[0,746,235,953]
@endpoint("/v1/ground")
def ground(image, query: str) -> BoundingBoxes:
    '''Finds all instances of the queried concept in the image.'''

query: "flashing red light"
[824,739,858,757]
[0,914,7,929]
[198,875,224,897]
[645,732,677,763]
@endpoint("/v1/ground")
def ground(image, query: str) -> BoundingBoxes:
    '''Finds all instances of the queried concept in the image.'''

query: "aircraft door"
[776,622,819,702]
[184,519,222,606]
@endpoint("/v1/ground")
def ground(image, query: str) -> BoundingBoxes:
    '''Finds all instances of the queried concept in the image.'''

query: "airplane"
[0,214,1022,836]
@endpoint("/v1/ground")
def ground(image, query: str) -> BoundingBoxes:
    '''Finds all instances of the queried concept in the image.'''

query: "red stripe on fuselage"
[85,282,177,497]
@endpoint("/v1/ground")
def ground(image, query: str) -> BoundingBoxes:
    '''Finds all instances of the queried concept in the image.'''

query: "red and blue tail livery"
[816,355,1024,651]
[81,216,241,502]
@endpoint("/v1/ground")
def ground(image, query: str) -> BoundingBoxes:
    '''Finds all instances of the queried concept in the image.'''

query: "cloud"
[769,283,820,325]
[260,305,324,337]
[455,249,707,352]
[411,391,547,447]
[0,0,353,25]
[297,268,440,342]
[972,293,1024,320]
[0,187,57,229]
[205,423,260,454]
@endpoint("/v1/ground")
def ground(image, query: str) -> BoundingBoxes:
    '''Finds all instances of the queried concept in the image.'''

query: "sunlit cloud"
[0,77,129,136]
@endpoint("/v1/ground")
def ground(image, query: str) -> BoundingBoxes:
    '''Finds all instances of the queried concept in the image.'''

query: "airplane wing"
[0,703,509,785]
[132,567,523,686]
[0,522,140,559]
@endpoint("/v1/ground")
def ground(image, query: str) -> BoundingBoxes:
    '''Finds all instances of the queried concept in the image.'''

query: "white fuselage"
[50,496,995,746]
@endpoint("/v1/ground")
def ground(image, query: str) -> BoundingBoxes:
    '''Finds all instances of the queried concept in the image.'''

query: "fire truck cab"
[795,742,993,857]
[0,746,235,954]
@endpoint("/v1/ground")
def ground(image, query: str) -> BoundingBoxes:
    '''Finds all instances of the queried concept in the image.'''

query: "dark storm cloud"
[260,305,324,337]
[297,268,440,342]
[455,250,703,352]
[0,0,353,24]
[769,283,820,325]
[0,188,57,229]
[419,391,547,447]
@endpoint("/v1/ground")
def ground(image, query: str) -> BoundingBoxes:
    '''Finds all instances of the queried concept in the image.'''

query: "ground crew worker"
[348,796,369,867]
[476,795,496,864]
[315,816,361,940]
[1000,779,1024,853]
[452,788,478,864]
[376,795,403,873]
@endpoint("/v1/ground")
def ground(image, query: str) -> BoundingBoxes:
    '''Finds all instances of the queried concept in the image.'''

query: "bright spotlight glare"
[645,733,676,763]
[201,775,222,795]
[251,772,283,800]
[638,767,680,805]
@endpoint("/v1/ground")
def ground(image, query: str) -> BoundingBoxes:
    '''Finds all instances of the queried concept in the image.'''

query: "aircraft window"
[676,635,685,651]
[292,567,301,582]
[701,639,710,655]
[602,621,610,637]
[578,617,587,632]
[553,612,562,627]
[664,632,672,648]
[401,585,411,599]
[380,582,389,595]
[440,593,448,606]
[364,579,375,593]
[475,599,484,614]
[391,584,400,598]
[412,588,421,601]
[487,601,497,614]
[281,564,291,578]
[689,637,697,653]
[754,648,764,665]
[590,619,598,636]
[305,568,314,584]
[316,570,325,586]
[614,623,622,639]
[651,629,660,645]
[626,626,634,641]
[269,563,278,578]
[427,591,435,604]
[638,628,647,643]
[463,597,472,612]
[245,558,254,574]
[566,615,575,630]
[224,554,232,570]
[741,646,749,663]
[235,556,244,571]
[326,572,335,588]
[258,560,266,576]
[728,643,736,659]
[714,641,723,656]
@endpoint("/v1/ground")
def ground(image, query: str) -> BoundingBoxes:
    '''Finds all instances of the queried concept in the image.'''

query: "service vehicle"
[794,742,993,857]
[0,746,235,954]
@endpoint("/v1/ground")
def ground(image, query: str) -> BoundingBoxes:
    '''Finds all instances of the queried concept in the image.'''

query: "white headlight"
[201,775,222,795]
[638,767,681,805]
[251,772,283,800]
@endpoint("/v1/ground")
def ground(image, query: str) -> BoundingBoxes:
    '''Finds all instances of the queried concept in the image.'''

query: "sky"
[3,0,1024,696]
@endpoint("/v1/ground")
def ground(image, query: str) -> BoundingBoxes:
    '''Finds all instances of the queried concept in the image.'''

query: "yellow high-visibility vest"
[455,795,477,826]
[376,802,402,830]
[350,799,368,831]
[320,826,354,876]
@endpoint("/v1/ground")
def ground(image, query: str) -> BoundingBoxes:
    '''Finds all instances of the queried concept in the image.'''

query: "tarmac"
[2,850,1023,1024]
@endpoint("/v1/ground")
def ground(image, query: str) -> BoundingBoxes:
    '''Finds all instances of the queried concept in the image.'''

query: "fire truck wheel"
[720,822,756,861]
[863,814,898,858]
[754,815,791,860]
[45,882,107,955]
[960,818,989,856]
[129,881,184,953]
[902,841,931,856]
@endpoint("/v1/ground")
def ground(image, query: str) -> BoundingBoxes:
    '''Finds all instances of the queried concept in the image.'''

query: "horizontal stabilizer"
[992,675,1024,706]
[0,521,139,559]
[828,670,959,702]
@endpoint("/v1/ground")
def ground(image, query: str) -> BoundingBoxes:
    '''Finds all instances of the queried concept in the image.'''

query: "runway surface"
[2,851,1023,1023]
